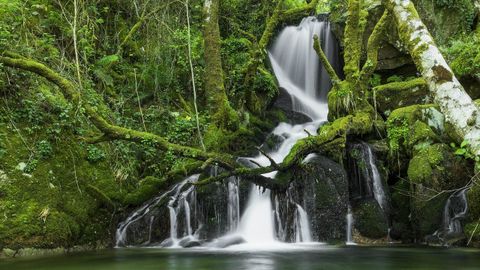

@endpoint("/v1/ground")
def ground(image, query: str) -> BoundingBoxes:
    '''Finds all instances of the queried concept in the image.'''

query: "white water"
[229,16,337,246]
[227,177,240,232]
[346,207,356,245]
[237,188,276,243]
[269,16,337,119]
[365,145,388,214]
[295,204,313,242]
[115,175,200,247]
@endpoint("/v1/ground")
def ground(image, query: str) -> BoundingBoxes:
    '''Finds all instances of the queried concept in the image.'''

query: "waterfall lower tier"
[237,187,276,244]
[346,142,390,239]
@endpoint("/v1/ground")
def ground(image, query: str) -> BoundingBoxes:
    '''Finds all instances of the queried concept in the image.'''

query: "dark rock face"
[273,87,312,124]
[280,155,349,242]
[353,199,389,239]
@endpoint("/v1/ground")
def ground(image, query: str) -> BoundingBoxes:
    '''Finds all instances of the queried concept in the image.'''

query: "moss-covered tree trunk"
[385,0,480,157]
[203,0,238,129]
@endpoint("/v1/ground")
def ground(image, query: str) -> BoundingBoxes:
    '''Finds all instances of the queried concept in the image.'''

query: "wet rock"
[353,199,388,239]
[209,235,246,248]
[282,155,349,242]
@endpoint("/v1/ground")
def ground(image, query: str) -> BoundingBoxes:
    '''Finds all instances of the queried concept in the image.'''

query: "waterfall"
[115,16,339,248]
[237,188,276,243]
[229,16,337,245]
[227,177,240,231]
[429,188,469,245]
[348,143,390,214]
[116,175,200,247]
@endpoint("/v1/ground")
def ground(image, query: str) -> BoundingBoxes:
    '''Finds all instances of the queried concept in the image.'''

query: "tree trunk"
[386,0,480,156]
[203,0,238,129]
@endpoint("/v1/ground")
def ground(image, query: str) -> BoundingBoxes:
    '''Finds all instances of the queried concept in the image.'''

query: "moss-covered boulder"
[407,143,473,241]
[386,105,446,153]
[279,155,349,242]
[373,78,430,114]
[408,144,472,190]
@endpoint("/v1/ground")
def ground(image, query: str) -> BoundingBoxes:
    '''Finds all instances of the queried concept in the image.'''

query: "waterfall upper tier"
[269,16,339,120]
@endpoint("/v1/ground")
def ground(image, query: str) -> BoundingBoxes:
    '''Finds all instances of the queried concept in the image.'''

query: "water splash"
[346,207,356,245]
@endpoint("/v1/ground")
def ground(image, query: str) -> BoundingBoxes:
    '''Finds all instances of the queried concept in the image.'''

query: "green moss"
[407,143,471,190]
[0,116,123,249]
[123,176,166,206]
[386,104,442,155]
[407,153,434,184]
[373,78,429,113]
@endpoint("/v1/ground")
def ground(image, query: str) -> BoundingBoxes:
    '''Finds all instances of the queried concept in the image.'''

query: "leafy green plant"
[451,140,479,162]
[36,140,52,159]
[86,145,106,163]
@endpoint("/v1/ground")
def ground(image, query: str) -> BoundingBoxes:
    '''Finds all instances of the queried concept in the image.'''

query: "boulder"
[353,199,389,239]
[281,155,349,242]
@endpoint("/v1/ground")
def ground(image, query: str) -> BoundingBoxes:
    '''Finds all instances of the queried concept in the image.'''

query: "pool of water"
[1,246,480,270]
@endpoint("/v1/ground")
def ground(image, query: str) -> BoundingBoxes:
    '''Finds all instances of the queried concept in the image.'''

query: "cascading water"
[429,188,469,245]
[228,16,338,246]
[294,204,313,242]
[346,142,390,240]
[115,16,339,248]
[346,207,356,245]
[116,175,200,248]
[348,143,390,214]
[365,145,389,214]
[269,16,338,119]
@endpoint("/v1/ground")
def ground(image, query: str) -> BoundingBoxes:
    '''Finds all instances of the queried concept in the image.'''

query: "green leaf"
[96,55,120,67]
[455,148,467,156]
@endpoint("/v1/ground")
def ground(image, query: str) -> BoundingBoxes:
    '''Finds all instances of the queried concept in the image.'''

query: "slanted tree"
[384,0,480,157]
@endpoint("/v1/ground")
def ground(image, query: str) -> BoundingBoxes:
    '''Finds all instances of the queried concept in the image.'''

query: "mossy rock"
[353,199,388,239]
[386,104,445,157]
[288,155,349,242]
[407,143,473,190]
[373,78,430,114]
[123,176,166,206]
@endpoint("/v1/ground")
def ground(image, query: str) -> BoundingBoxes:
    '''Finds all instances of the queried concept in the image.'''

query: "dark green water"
[1,246,480,270]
